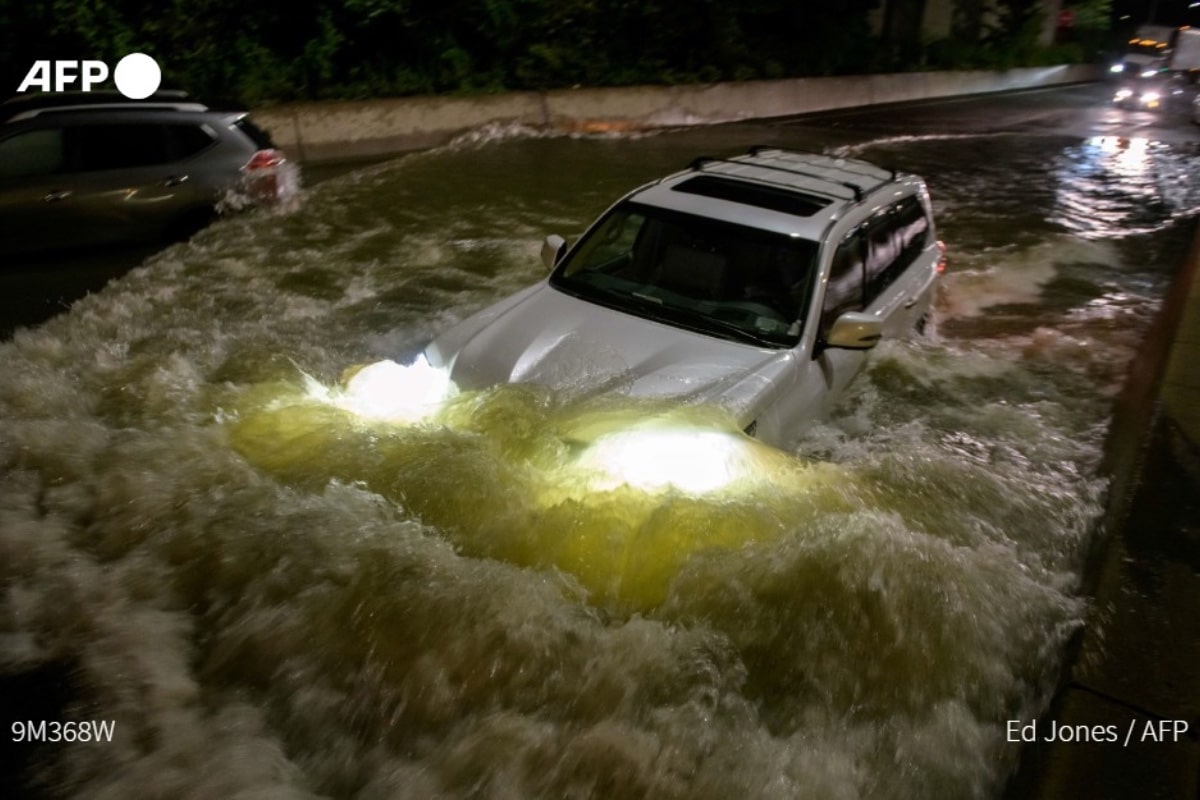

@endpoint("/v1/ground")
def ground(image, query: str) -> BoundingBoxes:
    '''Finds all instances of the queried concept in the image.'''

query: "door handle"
[43,189,72,202]
[163,174,189,187]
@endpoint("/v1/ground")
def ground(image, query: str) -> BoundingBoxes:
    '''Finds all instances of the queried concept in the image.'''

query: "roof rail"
[689,154,869,201]
[747,145,898,182]
[8,102,208,122]
[1,91,204,123]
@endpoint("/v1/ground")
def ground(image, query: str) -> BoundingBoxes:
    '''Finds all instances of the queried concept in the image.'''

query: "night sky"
[1110,0,1200,26]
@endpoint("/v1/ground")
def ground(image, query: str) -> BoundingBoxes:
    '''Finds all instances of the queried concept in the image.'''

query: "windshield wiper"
[673,311,780,347]
[634,292,783,347]
[555,279,782,347]
[557,279,665,315]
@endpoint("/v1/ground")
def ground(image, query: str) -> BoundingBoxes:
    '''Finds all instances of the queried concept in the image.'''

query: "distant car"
[422,147,944,449]
[1112,74,1189,111]
[1113,81,1167,110]
[0,91,294,257]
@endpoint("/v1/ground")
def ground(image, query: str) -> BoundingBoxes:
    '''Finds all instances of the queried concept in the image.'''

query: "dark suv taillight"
[242,149,286,202]
[244,149,284,171]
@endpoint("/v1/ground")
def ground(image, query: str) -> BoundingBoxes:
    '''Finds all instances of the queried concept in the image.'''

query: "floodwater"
[3,110,1199,799]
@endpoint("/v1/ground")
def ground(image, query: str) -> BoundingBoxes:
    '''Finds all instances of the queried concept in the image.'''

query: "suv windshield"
[550,202,818,347]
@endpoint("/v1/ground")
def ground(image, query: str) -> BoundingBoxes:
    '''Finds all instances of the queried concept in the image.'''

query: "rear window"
[232,117,275,149]
[671,175,831,218]
[166,124,216,159]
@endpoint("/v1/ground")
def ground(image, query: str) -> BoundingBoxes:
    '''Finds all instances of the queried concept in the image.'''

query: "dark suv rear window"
[166,124,216,159]
[233,117,275,150]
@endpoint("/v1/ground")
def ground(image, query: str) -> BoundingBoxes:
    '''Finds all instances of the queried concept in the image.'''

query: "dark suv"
[0,92,294,256]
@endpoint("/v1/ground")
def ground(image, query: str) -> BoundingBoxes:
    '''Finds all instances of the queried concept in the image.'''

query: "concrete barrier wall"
[255,64,1098,163]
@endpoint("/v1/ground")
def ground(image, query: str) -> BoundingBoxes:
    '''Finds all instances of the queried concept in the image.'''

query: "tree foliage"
[0,0,1095,105]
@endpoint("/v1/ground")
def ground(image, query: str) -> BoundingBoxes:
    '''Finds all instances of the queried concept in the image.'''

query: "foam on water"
[1,128,1194,799]
[937,236,1122,317]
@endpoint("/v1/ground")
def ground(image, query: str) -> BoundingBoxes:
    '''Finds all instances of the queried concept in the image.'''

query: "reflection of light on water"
[577,427,762,494]
[311,356,457,423]
[1050,136,1168,238]
[1100,136,1149,177]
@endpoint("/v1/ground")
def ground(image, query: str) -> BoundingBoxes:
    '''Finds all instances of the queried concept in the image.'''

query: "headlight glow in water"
[578,427,762,495]
[329,356,456,423]
[234,376,826,608]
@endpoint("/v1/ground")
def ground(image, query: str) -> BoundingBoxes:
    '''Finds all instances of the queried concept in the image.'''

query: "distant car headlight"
[1141,91,1161,104]
[1109,63,1125,73]
[1114,88,1133,100]
[1140,69,1159,78]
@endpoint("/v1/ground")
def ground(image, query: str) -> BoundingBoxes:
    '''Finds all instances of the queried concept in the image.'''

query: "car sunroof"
[671,174,831,217]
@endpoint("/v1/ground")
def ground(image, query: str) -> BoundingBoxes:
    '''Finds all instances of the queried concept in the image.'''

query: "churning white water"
[2,125,1196,799]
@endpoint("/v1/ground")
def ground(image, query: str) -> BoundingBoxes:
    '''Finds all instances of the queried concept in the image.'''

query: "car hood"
[428,284,793,417]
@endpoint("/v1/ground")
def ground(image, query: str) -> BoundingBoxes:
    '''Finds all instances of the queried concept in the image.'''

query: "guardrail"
[254,64,1100,163]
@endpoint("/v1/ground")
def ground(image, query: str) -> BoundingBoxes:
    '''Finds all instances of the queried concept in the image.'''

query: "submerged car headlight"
[332,355,456,423]
[578,427,759,494]
[1141,91,1161,105]
[1109,63,1125,73]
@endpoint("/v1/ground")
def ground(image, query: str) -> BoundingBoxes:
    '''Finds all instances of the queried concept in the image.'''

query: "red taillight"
[242,149,286,203]
[244,149,285,171]
[936,239,947,274]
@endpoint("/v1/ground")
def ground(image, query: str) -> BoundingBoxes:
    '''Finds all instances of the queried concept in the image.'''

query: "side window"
[821,229,865,339]
[67,124,172,172]
[166,124,216,160]
[0,129,64,179]
[894,196,931,266]
[864,213,899,305]
[864,196,930,305]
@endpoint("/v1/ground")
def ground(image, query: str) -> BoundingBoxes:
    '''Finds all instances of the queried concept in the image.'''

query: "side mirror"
[825,311,882,350]
[541,234,566,271]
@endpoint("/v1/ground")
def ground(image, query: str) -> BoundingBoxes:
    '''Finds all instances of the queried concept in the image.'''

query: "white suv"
[423,147,944,449]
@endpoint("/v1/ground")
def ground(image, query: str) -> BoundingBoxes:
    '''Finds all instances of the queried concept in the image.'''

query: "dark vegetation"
[1,0,1112,106]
